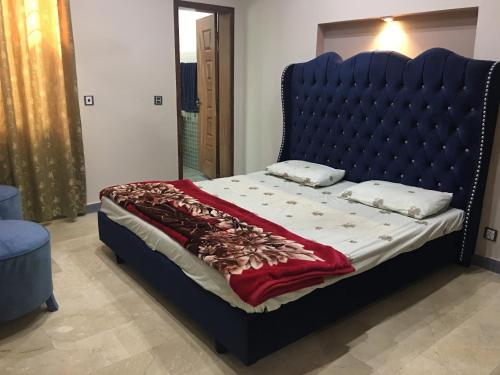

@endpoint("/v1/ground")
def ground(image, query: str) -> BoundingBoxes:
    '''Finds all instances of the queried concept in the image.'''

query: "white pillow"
[338,180,453,219]
[266,160,345,187]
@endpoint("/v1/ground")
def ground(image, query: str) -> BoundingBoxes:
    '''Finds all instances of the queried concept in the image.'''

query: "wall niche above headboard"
[317,7,478,59]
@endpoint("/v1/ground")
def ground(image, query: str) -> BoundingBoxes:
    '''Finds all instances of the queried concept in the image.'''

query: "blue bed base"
[98,48,499,365]
[99,211,458,365]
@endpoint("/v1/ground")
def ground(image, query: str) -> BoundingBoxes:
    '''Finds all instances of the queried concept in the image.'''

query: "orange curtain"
[0,0,86,221]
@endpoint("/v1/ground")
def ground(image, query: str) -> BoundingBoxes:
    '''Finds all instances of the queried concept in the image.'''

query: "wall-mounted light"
[381,16,394,23]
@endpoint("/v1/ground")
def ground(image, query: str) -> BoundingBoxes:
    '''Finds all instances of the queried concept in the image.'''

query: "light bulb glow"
[373,20,409,55]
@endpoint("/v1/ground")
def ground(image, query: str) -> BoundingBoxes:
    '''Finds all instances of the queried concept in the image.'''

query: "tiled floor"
[1,213,500,374]
[183,166,209,182]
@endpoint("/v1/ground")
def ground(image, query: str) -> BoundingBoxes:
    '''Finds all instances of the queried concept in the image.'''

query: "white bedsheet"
[100,171,464,313]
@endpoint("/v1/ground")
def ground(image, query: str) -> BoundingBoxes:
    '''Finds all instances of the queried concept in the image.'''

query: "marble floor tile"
[1,213,500,374]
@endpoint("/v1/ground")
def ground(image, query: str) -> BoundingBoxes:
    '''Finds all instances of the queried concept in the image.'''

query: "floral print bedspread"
[100,180,354,306]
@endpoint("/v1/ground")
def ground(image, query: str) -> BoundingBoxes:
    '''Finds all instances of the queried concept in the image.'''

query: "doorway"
[174,1,234,181]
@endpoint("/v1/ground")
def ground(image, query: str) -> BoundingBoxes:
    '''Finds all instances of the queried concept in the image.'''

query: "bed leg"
[115,253,125,264]
[214,340,227,354]
[45,293,59,312]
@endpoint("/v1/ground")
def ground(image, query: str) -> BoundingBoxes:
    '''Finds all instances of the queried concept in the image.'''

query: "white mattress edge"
[99,189,463,314]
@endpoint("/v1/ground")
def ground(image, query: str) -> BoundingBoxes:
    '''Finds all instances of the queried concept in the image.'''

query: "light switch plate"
[154,96,163,105]
[484,227,497,242]
[84,95,94,106]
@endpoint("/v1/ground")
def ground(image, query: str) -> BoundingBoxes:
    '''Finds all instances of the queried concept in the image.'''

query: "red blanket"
[100,180,354,306]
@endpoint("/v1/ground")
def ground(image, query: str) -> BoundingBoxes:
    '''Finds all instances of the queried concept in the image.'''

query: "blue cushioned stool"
[0,185,22,220]
[0,220,58,321]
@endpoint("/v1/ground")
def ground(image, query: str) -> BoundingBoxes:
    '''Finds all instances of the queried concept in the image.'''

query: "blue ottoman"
[0,220,58,321]
[0,185,22,220]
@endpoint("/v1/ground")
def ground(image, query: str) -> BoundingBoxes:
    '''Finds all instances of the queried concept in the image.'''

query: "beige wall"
[70,0,246,205]
[244,0,500,260]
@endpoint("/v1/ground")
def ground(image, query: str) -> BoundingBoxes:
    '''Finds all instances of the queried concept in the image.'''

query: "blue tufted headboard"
[278,48,500,265]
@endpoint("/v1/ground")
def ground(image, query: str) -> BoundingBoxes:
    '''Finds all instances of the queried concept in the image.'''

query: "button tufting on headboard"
[278,48,500,266]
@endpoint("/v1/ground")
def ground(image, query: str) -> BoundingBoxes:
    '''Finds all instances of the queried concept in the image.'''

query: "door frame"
[173,0,235,179]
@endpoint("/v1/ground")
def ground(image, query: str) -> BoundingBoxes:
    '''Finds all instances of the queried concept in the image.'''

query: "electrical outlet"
[484,227,497,242]
[84,95,94,106]
[154,96,163,105]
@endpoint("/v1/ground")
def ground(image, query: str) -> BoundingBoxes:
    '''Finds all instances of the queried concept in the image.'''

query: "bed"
[98,48,500,365]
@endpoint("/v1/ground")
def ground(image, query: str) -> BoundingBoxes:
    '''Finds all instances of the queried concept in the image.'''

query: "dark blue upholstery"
[279,48,500,265]
[0,220,57,321]
[0,220,49,261]
[99,209,458,365]
[0,185,22,220]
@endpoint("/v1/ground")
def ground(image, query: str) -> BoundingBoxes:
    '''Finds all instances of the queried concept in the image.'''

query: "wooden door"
[197,15,217,179]
[217,12,233,177]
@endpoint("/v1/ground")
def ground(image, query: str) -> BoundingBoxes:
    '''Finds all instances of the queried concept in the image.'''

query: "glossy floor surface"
[1,213,500,374]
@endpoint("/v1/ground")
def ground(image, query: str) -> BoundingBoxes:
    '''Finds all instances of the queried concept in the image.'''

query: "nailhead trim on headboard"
[459,61,499,262]
[278,64,293,162]
[278,50,499,265]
